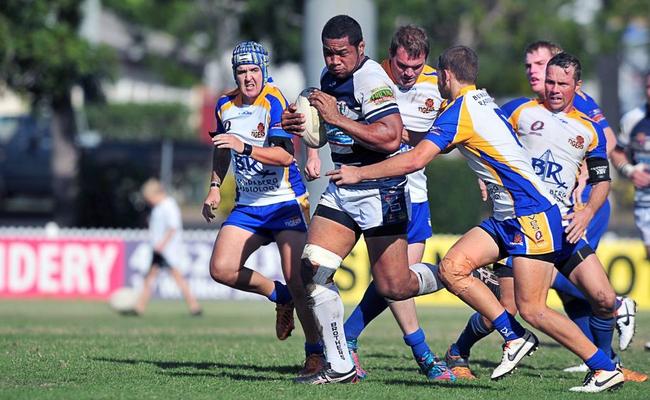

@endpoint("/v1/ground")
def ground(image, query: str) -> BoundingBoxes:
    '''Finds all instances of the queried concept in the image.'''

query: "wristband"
[620,163,634,178]
[210,181,221,189]
[242,143,253,156]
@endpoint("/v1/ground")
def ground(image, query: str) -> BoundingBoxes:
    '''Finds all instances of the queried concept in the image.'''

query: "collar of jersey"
[233,84,272,107]
[457,85,477,98]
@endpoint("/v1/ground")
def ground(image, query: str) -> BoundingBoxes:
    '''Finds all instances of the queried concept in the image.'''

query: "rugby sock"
[590,315,616,360]
[267,280,292,304]
[343,281,388,341]
[492,311,525,341]
[585,349,616,371]
[456,312,494,356]
[309,282,354,373]
[551,273,586,300]
[403,328,431,360]
[563,298,594,342]
[410,263,444,295]
[305,341,324,356]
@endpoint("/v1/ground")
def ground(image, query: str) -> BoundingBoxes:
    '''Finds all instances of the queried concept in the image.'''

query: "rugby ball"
[108,287,139,313]
[295,88,327,148]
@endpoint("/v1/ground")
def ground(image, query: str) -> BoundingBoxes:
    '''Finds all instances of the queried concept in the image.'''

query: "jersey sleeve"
[424,98,463,150]
[212,96,230,137]
[574,91,610,130]
[354,66,401,124]
[500,97,530,131]
[618,108,644,148]
[265,91,292,139]
[585,118,608,160]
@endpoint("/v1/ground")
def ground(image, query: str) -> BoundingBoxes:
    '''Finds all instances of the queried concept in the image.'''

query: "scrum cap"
[231,41,270,84]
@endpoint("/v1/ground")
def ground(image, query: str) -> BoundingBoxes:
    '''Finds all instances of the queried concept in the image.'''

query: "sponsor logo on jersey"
[223,120,231,131]
[532,149,568,189]
[512,233,523,245]
[568,135,584,149]
[418,98,436,114]
[284,216,302,228]
[251,122,266,138]
[369,86,395,105]
[531,120,544,133]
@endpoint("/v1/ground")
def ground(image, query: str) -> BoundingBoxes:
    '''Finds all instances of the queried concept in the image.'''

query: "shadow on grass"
[92,357,298,378]
[381,378,494,389]
[159,370,279,381]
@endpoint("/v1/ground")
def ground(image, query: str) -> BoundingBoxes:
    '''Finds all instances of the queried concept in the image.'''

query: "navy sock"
[304,341,324,356]
[590,315,616,360]
[552,273,586,300]
[343,281,388,341]
[403,328,431,360]
[456,312,494,357]
[563,298,594,342]
[585,349,616,371]
[492,311,525,341]
[267,281,292,304]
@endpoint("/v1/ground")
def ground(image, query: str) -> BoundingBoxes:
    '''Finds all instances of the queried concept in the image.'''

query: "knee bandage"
[439,248,479,296]
[301,244,343,286]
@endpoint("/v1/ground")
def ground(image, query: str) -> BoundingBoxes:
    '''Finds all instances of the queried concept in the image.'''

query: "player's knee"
[517,302,546,329]
[375,279,410,301]
[209,259,235,286]
[592,289,617,317]
[439,249,476,295]
[300,244,342,294]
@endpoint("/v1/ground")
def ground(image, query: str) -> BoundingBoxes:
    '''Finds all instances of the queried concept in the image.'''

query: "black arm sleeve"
[268,136,295,156]
[587,157,611,184]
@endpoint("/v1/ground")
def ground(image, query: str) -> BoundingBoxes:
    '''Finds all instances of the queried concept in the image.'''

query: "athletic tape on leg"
[302,244,342,285]
[409,263,444,296]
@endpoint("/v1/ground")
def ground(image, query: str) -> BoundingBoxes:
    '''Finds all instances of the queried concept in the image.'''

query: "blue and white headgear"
[231,41,270,84]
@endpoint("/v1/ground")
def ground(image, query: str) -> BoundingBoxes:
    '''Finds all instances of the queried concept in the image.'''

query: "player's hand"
[563,205,594,244]
[327,165,363,185]
[202,189,221,223]
[631,166,650,189]
[304,155,321,181]
[281,103,305,135]
[308,90,340,125]
[212,134,245,154]
[477,179,488,202]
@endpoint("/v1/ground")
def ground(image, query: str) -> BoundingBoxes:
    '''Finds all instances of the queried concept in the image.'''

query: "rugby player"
[329,46,624,392]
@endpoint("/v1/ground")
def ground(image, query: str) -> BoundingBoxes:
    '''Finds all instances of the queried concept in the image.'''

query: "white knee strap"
[302,243,342,285]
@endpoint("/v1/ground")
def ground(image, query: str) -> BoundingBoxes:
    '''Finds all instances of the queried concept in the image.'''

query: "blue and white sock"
[403,328,431,360]
[455,312,494,356]
[590,315,616,360]
[585,349,616,371]
[267,280,292,304]
[492,311,525,341]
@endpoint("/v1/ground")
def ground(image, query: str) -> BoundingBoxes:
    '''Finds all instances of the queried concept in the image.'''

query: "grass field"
[1,300,648,399]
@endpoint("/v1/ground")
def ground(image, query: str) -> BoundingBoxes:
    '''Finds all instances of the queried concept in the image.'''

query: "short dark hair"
[524,40,563,57]
[321,15,363,46]
[437,45,478,84]
[389,25,429,59]
[547,52,582,82]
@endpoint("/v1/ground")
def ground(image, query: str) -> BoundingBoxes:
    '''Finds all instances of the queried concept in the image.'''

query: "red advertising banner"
[0,237,125,299]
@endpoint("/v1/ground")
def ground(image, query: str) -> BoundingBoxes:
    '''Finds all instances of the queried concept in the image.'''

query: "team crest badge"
[251,122,266,138]
[568,135,584,149]
[418,98,436,113]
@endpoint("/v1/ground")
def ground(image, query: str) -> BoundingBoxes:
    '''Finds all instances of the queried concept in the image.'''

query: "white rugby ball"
[295,88,327,148]
[108,287,139,313]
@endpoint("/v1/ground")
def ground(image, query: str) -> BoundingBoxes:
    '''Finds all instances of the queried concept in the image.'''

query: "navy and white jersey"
[618,103,650,207]
[215,83,306,206]
[320,57,403,189]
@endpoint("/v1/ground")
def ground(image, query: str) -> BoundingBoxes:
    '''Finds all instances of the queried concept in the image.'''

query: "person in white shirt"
[135,178,202,316]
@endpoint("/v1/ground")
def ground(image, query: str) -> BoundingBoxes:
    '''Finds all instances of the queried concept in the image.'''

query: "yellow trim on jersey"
[297,194,311,224]
[519,211,554,255]
[415,65,438,85]
[509,99,541,131]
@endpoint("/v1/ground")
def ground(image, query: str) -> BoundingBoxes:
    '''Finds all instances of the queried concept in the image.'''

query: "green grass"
[1,300,648,399]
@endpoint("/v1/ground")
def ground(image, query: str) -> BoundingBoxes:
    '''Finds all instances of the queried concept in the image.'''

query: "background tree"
[0,0,114,225]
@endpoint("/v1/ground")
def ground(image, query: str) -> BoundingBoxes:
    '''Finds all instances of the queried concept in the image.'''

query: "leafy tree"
[0,0,115,225]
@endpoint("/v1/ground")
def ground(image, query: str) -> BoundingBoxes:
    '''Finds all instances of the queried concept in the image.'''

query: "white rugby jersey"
[320,57,403,189]
[502,97,608,216]
[617,104,650,207]
[214,83,306,206]
[425,86,556,220]
[382,60,442,203]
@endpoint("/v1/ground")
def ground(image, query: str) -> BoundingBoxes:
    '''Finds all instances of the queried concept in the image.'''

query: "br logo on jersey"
[568,135,584,149]
[234,153,276,177]
[532,149,568,189]
[369,86,395,105]
[251,122,266,138]
[418,98,436,114]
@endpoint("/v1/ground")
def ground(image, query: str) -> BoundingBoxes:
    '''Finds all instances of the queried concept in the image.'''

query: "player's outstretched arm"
[327,139,440,185]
